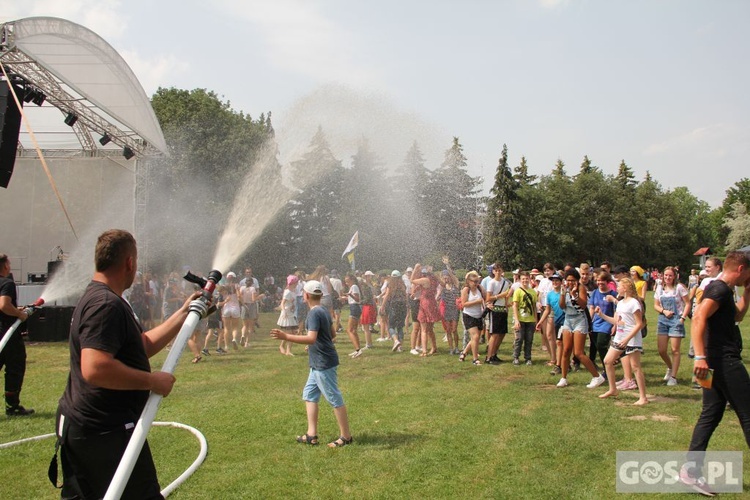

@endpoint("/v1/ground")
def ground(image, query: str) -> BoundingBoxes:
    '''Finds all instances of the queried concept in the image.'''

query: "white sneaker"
[667,377,678,386]
[587,374,606,389]
[664,368,672,381]
[410,349,420,355]
[362,344,371,350]
[376,337,387,342]
[350,349,363,358]
[556,378,568,388]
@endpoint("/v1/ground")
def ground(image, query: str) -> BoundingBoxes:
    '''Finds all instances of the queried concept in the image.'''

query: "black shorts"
[488,309,508,335]
[462,313,484,331]
[410,298,420,322]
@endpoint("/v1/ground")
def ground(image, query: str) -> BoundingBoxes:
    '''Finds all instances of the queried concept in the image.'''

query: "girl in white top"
[276,275,299,356]
[654,266,690,386]
[240,281,260,348]
[219,273,241,350]
[459,271,486,365]
[594,277,648,405]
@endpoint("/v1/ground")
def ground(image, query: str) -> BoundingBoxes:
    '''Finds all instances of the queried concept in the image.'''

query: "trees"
[484,144,521,268]
[388,141,432,264]
[724,202,750,251]
[145,87,272,272]
[427,137,483,268]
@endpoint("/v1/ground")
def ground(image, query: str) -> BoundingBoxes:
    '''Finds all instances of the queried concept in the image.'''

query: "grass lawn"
[1,294,749,499]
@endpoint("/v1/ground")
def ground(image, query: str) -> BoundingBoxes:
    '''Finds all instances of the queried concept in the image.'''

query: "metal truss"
[1,20,161,159]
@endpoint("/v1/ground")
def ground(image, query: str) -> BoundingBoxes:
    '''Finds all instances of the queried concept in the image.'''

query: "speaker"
[26,306,74,342]
[0,84,23,188]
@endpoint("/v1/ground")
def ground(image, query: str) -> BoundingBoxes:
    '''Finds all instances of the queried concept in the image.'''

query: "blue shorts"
[349,304,362,319]
[302,366,344,408]
[657,315,686,338]
[561,314,589,334]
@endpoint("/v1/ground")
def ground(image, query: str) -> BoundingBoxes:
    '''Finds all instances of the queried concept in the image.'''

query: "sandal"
[459,352,466,362]
[472,359,482,366]
[327,436,353,448]
[296,433,319,445]
[191,356,202,364]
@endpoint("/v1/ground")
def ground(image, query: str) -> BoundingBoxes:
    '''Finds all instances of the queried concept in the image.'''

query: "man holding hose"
[55,230,197,499]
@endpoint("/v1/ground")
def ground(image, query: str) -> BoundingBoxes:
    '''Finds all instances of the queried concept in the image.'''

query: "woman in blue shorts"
[557,269,604,389]
[341,274,363,358]
[654,266,690,386]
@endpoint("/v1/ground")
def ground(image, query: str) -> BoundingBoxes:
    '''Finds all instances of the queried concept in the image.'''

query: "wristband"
[694,355,706,361]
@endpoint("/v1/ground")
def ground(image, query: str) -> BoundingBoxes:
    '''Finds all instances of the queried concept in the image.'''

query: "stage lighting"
[23,89,36,103]
[64,113,78,127]
[123,146,134,160]
[99,134,111,146]
[31,91,46,106]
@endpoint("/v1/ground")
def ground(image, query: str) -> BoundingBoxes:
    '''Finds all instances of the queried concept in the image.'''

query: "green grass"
[2,295,750,499]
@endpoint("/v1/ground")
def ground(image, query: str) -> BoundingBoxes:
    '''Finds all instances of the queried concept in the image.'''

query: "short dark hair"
[565,269,580,281]
[95,230,136,272]
[724,252,749,271]
[0,254,8,268]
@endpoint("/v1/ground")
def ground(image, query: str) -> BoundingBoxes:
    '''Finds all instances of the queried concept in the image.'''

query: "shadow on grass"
[352,431,423,449]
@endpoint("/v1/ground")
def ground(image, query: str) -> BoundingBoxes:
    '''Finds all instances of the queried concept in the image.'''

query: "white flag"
[341,231,359,259]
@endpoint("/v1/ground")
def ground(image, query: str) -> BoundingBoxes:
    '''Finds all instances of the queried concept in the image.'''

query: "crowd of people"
[128,256,741,406]
[3,230,750,498]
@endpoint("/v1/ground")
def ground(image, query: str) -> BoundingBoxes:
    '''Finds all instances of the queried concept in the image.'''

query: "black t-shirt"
[0,276,17,330]
[704,279,741,360]
[58,281,150,431]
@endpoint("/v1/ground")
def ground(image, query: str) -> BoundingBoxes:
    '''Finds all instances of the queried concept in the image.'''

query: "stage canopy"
[1,16,167,156]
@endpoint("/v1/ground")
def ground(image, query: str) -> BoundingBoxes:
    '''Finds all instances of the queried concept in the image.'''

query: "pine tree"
[427,137,483,267]
[483,144,522,267]
[513,156,537,187]
[388,141,432,263]
[615,160,636,189]
[284,126,345,267]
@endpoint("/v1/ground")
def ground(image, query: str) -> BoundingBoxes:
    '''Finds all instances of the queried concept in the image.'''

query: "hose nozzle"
[183,270,222,299]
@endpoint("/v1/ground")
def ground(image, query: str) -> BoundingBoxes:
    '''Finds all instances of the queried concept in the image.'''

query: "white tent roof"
[10,17,167,153]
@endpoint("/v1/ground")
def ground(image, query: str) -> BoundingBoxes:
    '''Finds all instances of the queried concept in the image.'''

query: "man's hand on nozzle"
[149,371,176,396]
[17,307,28,322]
[179,291,202,313]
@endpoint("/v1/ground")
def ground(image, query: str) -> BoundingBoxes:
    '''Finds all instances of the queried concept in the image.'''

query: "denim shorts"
[349,303,362,319]
[657,315,685,338]
[561,314,589,334]
[302,366,344,408]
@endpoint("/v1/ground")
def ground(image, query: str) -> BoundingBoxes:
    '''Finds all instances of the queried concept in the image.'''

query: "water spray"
[104,270,221,500]
[0,298,44,356]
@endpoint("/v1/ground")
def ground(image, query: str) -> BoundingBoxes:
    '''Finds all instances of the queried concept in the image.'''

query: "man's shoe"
[6,405,34,416]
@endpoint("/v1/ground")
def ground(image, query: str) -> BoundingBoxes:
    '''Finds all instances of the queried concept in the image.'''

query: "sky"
[2,0,749,207]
